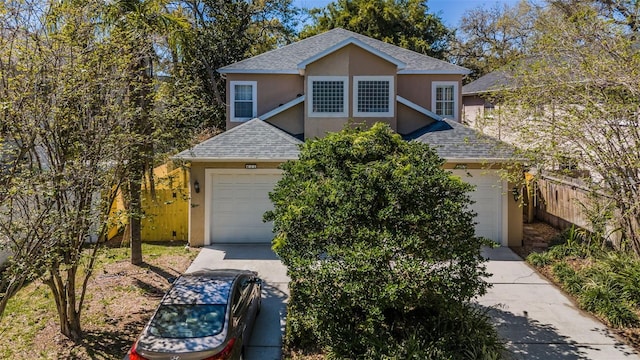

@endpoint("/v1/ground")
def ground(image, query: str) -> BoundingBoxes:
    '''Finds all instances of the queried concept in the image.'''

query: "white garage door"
[452,169,506,245]
[209,171,281,244]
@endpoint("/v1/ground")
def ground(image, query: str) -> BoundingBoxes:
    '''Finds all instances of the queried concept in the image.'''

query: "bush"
[527,252,553,267]
[267,123,496,358]
[527,226,640,330]
[551,261,584,295]
[572,256,640,328]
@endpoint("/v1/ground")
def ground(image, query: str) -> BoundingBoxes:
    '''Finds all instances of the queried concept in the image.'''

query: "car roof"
[161,269,256,305]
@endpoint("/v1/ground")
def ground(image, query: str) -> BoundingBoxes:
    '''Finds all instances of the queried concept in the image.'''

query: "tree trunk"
[46,270,83,341]
[129,174,143,265]
[127,52,153,266]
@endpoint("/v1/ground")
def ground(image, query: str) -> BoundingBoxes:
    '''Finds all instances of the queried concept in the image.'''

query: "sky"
[292,0,523,28]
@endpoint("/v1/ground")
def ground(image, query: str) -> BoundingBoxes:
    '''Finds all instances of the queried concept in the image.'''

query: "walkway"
[478,247,639,359]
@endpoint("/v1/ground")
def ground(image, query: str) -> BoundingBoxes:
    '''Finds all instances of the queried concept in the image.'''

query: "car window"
[148,304,226,338]
[232,277,252,316]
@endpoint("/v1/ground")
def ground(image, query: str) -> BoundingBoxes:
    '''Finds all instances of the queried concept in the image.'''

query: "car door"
[243,276,260,338]
[231,276,252,350]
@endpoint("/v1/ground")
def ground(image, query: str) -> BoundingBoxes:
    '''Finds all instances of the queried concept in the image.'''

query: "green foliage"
[528,227,640,328]
[551,262,584,295]
[180,0,299,130]
[266,123,496,358]
[451,0,537,80]
[497,1,640,256]
[300,0,452,59]
[526,252,553,267]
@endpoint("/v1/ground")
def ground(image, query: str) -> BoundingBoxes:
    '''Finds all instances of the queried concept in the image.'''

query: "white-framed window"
[432,81,458,120]
[308,76,348,117]
[353,76,394,117]
[230,81,257,122]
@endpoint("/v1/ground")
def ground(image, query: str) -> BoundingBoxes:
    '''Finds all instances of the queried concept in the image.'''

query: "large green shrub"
[265,123,497,358]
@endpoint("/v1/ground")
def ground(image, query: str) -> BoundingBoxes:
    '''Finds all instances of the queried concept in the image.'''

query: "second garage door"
[209,171,281,244]
[452,169,506,245]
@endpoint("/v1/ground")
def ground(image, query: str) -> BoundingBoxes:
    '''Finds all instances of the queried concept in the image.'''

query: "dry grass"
[0,242,199,359]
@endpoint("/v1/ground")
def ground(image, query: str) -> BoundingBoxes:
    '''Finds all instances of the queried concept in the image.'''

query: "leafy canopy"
[300,0,452,59]
[265,123,493,357]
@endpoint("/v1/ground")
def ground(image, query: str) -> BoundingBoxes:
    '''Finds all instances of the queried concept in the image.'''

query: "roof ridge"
[219,28,349,71]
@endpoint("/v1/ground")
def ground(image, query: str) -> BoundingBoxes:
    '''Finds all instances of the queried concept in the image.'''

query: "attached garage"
[452,169,508,246]
[176,118,522,248]
[206,169,281,245]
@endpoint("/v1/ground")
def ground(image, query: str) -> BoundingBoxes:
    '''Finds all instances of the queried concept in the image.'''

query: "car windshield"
[148,304,226,338]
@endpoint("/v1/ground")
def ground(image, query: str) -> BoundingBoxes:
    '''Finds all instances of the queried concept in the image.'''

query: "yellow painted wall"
[108,164,190,242]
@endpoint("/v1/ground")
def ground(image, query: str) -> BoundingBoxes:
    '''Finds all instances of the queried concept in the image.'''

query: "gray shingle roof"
[410,120,516,161]
[173,119,302,161]
[462,70,513,95]
[219,28,470,75]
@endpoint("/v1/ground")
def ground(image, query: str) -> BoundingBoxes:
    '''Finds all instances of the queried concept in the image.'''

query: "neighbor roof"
[219,28,470,75]
[173,119,302,161]
[406,120,517,162]
[462,70,513,95]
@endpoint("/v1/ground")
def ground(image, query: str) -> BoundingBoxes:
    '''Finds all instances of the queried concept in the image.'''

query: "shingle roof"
[173,119,302,161]
[406,120,516,161]
[219,28,470,75]
[462,70,513,95]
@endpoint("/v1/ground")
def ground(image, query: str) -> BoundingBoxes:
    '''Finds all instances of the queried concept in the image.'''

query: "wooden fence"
[109,164,189,242]
[532,172,621,244]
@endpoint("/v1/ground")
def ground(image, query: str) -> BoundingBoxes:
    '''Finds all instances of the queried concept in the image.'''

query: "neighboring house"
[462,70,608,234]
[174,28,523,248]
[462,70,512,136]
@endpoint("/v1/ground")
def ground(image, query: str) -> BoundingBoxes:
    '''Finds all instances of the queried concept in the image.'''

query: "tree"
[497,1,640,255]
[300,0,452,59]
[180,0,299,130]
[265,123,498,357]
[450,0,538,80]
[0,0,129,338]
[551,0,640,35]
[104,0,191,265]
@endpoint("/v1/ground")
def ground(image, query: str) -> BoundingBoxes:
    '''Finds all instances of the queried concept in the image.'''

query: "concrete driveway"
[186,244,288,360]
[478,247,639,359]
[185,245,640,359]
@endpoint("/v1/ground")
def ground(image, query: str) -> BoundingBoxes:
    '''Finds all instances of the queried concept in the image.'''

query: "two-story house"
[175,28,523,248]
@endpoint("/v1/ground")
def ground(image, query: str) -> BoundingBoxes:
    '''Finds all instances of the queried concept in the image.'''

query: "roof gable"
[219,28,470,75]
[173,119,302,161]
[297,37,406,73]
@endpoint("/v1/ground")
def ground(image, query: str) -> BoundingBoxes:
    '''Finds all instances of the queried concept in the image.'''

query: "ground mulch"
[0,242,199,360]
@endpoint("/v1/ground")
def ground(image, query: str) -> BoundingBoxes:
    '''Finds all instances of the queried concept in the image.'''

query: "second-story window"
[230,81,257,122]
[432,81,458,120]
[308,76,348,117]
[354,76,394,117]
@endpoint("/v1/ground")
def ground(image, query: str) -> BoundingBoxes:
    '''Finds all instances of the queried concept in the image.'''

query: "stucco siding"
[226,74,303,130]
[462,95,486,124]
[508,180,524,247]
[266,103,305,136]
[304,44,398,138]
[397,102,435,135]
[398,74,463,121]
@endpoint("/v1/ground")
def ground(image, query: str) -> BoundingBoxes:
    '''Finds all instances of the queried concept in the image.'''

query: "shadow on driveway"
[478,247,639,360]
[481,304,592,360]
[186,244,289,360]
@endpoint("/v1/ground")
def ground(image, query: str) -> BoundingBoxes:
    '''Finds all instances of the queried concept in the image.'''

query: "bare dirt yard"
[0,241,199,359]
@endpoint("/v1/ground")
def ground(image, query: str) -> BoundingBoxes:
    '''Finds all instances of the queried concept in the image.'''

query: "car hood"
[136,332,227,354]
